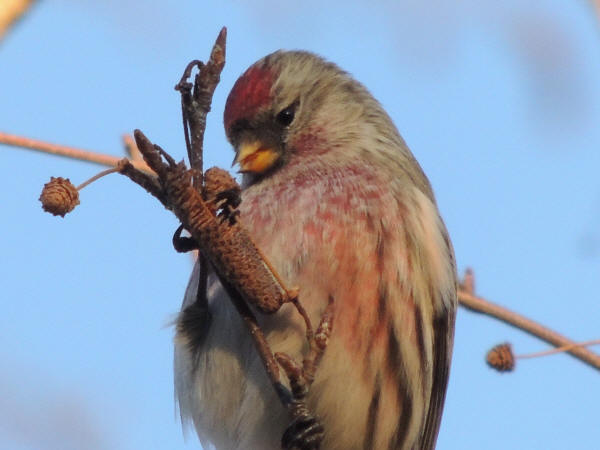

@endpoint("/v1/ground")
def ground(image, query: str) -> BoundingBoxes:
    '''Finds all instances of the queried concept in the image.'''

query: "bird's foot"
[203,167,242,225]
[275,296,335,450]
[212,188,241,225]
[281,400,324,450]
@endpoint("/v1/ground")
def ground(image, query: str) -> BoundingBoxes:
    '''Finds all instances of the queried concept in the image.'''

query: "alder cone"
[39,176,79,217]
[175,50,457,450]
[163,163,288,314]
[486,343,515,372]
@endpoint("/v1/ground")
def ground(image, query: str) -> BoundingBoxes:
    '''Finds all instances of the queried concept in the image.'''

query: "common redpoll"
[175,50,457,450]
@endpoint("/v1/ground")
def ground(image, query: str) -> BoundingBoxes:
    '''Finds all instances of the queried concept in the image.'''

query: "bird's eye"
[276,103,297,127]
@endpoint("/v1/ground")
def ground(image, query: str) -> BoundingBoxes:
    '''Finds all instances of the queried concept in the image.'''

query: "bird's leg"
[275,353,323,450]
[281,398,324,450]
[275,296,335,450]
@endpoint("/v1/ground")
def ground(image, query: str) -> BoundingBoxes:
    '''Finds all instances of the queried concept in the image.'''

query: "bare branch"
[175,27,227,190]
[518,339,600,360]
[0,131,153,173]
[0,0,36,40]
[459,270,600,371]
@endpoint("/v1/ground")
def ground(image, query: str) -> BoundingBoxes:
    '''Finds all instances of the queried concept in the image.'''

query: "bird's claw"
[212,188,241,225]
[281,401,324,450]
[202,167,242,225]
[217,206,241,225]
[215,188,242,209]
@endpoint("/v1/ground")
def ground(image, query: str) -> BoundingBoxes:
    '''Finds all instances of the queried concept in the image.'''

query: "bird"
[174,50,457,450]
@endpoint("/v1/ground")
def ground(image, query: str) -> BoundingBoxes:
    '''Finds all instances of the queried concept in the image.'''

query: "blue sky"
[1,1,599,449]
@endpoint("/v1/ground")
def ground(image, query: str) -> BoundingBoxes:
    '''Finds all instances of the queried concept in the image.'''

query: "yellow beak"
[235,141,280,174]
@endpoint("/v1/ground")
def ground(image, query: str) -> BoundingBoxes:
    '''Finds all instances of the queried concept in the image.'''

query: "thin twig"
[173,31,227,327]
[175,59,203,174]
[221,279,292,407]
[517,339,600,360]
[458,283,600,371]
[0,131,153,173]
[76,165,123,191]
[0,0,36,40]
[122,133,145,165]
[175,27,227,191]
[118,158,168,206]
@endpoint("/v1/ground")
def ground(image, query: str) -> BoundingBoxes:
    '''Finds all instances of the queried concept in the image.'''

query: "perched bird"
[174,51,457,450]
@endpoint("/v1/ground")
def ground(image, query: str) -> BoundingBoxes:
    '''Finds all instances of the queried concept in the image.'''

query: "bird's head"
[223,51,434,197]
[224,51,398,184]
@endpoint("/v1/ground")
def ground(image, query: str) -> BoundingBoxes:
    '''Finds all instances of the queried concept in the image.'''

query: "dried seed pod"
[203,167,241,219]
[39,177,80,217]
[203,167,240,200]
[159,160,289,314]
[486,343,515,372]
